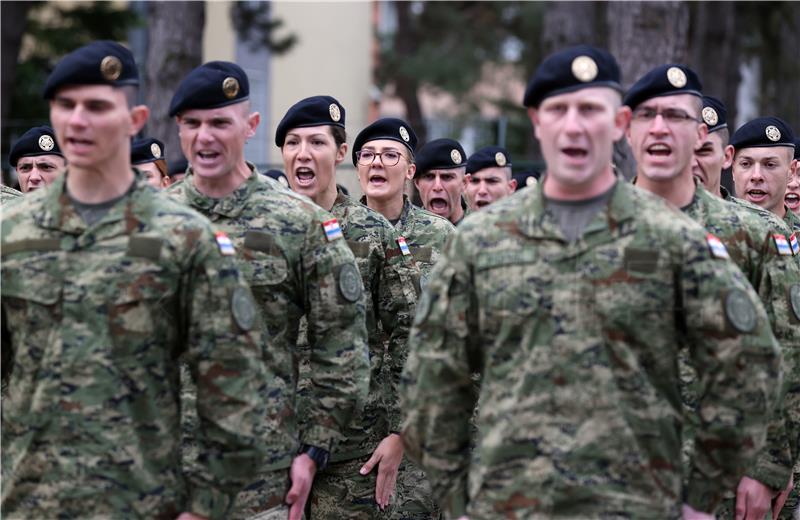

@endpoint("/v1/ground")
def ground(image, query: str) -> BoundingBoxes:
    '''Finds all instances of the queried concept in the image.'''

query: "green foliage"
[231,2,297,55]
[10,2,142,124]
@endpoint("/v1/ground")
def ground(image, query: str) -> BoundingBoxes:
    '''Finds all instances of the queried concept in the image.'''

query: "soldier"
[787,140,799,215]
[401,44,782,519]
[414,138,469,225]
[8,125,66,192]
[731,117,800,232]
[276,96,419,518]
[625,64,798,520]
[131,137,168,189]
[167,62,370,520]
[352,117,455,283]
[351,117,452,518]
[1,40,270,519]
[463,145,516,210]
[168,156,189,186]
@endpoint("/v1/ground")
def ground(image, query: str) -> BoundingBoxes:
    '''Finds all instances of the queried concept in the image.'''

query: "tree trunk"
[393,1,426,144]
[688,1,740,126]
[144,1,205,165]
[607,1,689,180]
[541,2,606,56]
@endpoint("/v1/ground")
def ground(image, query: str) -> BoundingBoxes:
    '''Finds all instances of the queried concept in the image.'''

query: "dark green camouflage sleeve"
[680,228,783,512]
[302,223,370,450]
[381,225,420,433]
[182,227,272,519]
[401,233,475,517]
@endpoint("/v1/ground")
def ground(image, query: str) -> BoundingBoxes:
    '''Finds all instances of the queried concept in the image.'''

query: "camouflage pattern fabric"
[720,187,800,520]
[1,172,271,519]
[304,189,418,518]
[394,195,455,290]
[402,180,782,518]
[1,185,22,204]
[168,166,369,517]
[681,184,799,491]
[308,457,395,519]
[785,206,800,233]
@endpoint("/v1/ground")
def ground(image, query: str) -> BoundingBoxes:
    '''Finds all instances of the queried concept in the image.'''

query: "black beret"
[168,157,189,178]
[512,170,541,191]
[731,117,796,151]
[9,126,63,167]
[466,146,512,174]
[169,61,249,117]
[263,169,290,188]
[795,139,800,160]
[275,95,345,147]
[701,96,727,133]
[414,138,466,176]
[131,137,165,165]
[523,45,622,108]
[351,118,417,166]
[623,64,702,110]
[43,40,139,100]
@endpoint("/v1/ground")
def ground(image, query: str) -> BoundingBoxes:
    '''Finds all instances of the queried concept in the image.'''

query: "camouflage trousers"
[307,457,439,519]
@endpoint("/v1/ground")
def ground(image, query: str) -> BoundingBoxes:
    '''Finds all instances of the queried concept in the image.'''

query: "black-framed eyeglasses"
[356,150,405,166]
[631,107,701,125]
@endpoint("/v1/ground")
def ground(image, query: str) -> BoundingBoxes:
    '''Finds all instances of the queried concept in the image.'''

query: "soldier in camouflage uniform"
[414,139,470,226]
[626,65,799,519]
[1,41,271,519]
[401,45,782,520]
[1,185,22,204]
[353,117,455,519]
[276,96,419,518]
[8,125,66,193]
[166,63,370,520]
[464,146,517,211]
[728,117,800,519]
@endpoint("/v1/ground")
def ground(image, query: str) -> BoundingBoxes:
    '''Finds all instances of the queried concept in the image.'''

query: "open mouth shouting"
[428,197,449,215]
[785,191,800,212]
[294,167,316,188]
[561,146,588,163]
[368,172,388,187]
[745,188,769,204]
[195,149,222,167]
[646,143,672,160]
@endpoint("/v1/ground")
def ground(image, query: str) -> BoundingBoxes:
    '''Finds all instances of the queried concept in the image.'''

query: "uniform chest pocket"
[108,262,176,359]
[244,230,290,287]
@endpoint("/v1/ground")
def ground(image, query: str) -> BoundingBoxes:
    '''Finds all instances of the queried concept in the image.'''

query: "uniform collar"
[517,174,634,240]
[34,169,147,235]
[181,162,262,218]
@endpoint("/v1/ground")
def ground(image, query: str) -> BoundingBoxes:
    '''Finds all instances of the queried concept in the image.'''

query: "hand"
[285,453,318,520]
[176,514,208,520]
[735,476,774,520]
[681,503,715,520]
[360,433,404,510]
[771,474,794,520]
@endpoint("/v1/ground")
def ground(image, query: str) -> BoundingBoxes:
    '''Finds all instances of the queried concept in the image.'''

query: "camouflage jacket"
[785,205,800,232]
[1,185,22,205]
[315,189,418,461]
[402,180,782,518]
[168,167,369,458]
[683,184,800,488]
[1,172,270,519]
[395,195,455,287]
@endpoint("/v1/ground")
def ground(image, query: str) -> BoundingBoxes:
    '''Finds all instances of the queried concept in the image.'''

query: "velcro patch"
[397,236,411,256]
[773,234,792,256]
[323,219,343,242]
[215,232,236,256]
[706,233,729,259]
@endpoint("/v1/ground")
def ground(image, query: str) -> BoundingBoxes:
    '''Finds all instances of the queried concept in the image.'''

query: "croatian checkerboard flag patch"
[397,236,411,256]
[774,234,792,256]
[215,232,236,256]
[790,233,799,255]
[323,219,343,241]
[706,233,729,259]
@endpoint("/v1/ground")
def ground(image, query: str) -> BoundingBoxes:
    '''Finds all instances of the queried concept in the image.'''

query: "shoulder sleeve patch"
[789,233,799,255]
[773,234,792,256]
[215,232,236,256]
[724,289,757,333]
[397,236,411,256]
[706,233,729,259]
[322,219,344,241]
